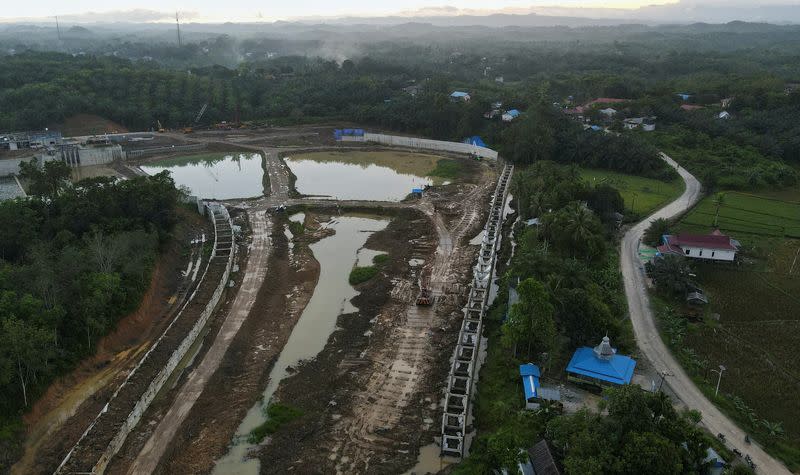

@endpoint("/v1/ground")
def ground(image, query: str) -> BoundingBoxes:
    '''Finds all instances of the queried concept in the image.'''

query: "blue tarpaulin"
[464,136,487,147]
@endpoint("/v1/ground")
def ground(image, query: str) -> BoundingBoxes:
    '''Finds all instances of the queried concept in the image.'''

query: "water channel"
[140,152,264,200]
[212,214,389,475]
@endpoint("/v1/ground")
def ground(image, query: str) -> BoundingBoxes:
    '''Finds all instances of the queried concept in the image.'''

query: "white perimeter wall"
[363,133,498,160]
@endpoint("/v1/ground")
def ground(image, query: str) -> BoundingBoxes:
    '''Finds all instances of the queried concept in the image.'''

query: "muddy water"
[284,152,436,201]
[140,152,264,200]
[212,215,389,475]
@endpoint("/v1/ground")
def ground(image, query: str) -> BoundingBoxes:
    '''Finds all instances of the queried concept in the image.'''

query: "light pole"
[658,370,673,392]
[711,365,726,397]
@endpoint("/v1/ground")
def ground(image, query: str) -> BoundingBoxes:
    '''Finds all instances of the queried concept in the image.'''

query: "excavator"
[157,120,165,133]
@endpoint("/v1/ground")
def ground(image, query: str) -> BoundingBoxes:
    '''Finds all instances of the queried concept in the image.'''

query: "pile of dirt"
[53,114,128,137]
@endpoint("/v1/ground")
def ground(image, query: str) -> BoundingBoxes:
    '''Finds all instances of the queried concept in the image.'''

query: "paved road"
[621,153,791,475]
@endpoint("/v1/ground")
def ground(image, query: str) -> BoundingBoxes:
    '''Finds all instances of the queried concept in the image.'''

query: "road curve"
[621,153,792,475]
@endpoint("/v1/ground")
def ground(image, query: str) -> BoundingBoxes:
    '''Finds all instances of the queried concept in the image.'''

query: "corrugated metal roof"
[566,346,636,385]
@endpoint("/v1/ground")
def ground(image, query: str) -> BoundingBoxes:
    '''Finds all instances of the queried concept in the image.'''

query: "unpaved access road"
[621,153,791,475]
[128,209,271,474]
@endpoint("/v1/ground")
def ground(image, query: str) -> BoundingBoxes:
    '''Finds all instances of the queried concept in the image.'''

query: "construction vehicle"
[157,120,165,133]
[416,274,435,306]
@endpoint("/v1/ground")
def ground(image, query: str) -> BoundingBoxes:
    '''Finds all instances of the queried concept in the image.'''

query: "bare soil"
[11,208,208,475]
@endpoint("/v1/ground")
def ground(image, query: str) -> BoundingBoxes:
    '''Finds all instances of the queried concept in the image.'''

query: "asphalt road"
[620,153,791,474]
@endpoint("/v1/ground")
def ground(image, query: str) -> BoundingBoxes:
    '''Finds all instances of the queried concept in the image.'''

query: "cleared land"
[580,167,684,216]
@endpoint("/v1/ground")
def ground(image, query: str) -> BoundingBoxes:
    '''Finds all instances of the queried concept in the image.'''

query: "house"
[519,364,561,410]
[704,447,725,475]
[680,104,704,111]
[676,92,693,101]
[502,109,521,122]
[720,97,734,108]
[402,84,422,96]
[491,101,503,109]
[495,76,504,84]
[717,111,731,120]
[657,230,739,262]
[566,336,636,387]
[599,108,617,117]
[623,116,656,131]
[527,440,561,475]
[484,109,501,119]
[587,125,603,132]
[450,91,471,102]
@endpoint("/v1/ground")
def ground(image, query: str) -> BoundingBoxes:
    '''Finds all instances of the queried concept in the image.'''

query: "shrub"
[248,403,303,444]
[349,266,378,285]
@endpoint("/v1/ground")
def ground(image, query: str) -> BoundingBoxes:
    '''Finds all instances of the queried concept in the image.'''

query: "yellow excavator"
[157,120,165,133]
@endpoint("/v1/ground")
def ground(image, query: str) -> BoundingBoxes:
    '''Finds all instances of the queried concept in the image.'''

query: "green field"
[580,168,684,216]
[678,191,800,241]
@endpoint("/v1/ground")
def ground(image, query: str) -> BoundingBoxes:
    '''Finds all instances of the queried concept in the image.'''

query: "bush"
[372,253,389,265]
[248,403,303,444]
[428,159,462,180]
[349,266,379,285]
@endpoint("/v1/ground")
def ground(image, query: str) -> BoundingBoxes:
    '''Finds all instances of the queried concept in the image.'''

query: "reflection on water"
[212,215,389,475]
[140,153,264,200]
[284,156,434,201]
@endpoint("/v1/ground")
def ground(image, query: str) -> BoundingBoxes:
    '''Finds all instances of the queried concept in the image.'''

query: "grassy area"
[372,253,389,265]
[288,220,304,236]
[349,252,389,285]
[248,403,303,444]
[580,167,684,216]
[427,159,463,181]
[677,191,800,242]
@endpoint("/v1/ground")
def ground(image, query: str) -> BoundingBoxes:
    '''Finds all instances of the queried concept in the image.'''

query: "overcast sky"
[2,0,679,22]
[0,0,795,23]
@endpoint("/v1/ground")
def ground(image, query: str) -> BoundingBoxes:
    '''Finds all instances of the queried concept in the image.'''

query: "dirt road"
[128,209,271,474]
[621,153,791,475]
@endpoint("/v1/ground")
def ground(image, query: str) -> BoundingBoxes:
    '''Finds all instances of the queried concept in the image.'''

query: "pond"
[284,150,451,201]
[140,152,264,200]
[212,215,389,475]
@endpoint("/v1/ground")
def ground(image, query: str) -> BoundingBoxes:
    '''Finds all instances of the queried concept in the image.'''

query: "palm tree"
[762,420,785,439]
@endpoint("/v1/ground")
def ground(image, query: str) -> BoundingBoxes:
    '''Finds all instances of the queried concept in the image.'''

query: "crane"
[194,103,208,124]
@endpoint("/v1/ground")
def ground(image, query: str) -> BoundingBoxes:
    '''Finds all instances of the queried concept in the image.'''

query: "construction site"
[10,124,513,475]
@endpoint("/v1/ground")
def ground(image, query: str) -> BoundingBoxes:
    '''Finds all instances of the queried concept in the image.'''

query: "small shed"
[520,364,561,410]
[502,109,521,122]
[450,91,471,102]
[527,440,561,475]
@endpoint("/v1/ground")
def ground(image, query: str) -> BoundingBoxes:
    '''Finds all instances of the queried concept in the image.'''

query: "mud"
[125,213,326,475]
[13,209,210,475]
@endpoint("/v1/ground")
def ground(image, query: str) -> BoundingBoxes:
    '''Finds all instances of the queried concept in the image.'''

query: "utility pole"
[175,12,182,47]
[711,365,726,397]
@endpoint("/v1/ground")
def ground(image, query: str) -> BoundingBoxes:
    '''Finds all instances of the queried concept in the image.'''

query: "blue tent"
[566,338,636,386]
[451,91,470,98]
[464,136,487,147]
[506,109,521,118]
[519,364,541,400]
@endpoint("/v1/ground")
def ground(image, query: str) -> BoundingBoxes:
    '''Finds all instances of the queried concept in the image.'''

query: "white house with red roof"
[657,230,740,262]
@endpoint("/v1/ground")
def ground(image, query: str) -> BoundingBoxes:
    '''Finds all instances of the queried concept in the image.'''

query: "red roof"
[666,233,737,251]
[657,244,684,255]
[586,98,628,106]
[680,104,704,111]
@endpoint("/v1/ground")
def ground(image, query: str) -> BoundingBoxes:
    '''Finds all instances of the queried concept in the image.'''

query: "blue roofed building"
[566,336,636,387]
[450,91,471,102]
[520,364,561,410]
[502,109,521,122]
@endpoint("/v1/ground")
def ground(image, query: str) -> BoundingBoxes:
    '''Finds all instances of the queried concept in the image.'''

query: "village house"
[502,109,521,122]
[566,336,636,387]
[519,364,561,410]
[720,97,734,108]
[623,116,656,131]
[599,107,617,118]
[450,91,471,102]
[657,230,740,262]
[717,111,731,120]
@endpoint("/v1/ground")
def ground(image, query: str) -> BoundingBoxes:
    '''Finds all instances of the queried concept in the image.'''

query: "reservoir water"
[140,152,264,200]
[284,151,445,201]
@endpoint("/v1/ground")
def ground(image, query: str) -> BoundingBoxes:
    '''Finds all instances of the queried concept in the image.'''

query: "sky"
[2,0,681,23]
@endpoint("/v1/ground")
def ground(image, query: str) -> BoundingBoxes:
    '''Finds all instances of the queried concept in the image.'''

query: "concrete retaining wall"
[363,133,498,160]
[55,203,235,475]
[125,143,206,160]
